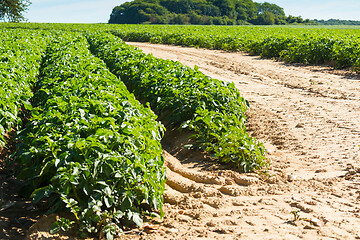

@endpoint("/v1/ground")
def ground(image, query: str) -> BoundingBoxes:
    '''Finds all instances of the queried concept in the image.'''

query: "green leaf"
[132,212,143,227]
[23,100,33,111]
[31,186,52,204]
[50,222,61,234]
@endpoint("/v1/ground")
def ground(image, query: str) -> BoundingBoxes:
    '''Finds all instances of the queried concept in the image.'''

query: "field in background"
[1,23,360,240]
[2,23,360,71]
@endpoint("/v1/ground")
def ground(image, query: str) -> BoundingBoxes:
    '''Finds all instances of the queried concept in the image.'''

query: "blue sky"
[24,0,121,23]
[24,0,360,23]
[261,0,360,21]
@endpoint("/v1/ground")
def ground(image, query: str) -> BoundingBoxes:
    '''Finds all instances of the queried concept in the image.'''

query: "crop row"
[86,32,267,172]
[0,29,48,146]
[1,26,268,237]
[111,25,360,71]
[2,23,360,71]
[14,32,166,237]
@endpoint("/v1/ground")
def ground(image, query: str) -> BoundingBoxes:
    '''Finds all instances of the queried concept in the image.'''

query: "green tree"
[0,0,31,22]
[109,0,294,25]
[257,2,285,17]
[235,0,257,22]
[213,0,236,17]
[109,0,168,24]
[256,11,275,25]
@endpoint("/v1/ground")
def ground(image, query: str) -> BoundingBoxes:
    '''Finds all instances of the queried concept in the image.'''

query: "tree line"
[314,19,360,25]
[108,0,314,25]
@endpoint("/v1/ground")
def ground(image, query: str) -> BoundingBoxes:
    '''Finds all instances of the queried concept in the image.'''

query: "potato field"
[4,23,360,71]
[1,23,360,239]
[0,25,266,238]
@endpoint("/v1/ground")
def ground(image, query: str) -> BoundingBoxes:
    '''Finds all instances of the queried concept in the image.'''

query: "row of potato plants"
[0,29,48,146]
[14,31,166,238]
[3,23,360,71]
[86,32,267,172]
[110,25,360,71]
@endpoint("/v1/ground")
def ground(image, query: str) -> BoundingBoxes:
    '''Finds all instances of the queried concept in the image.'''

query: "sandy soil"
[122,43,360,240]
[12,43,360,239]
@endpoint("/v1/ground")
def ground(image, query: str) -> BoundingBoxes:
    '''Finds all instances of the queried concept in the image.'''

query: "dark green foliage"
[86,32,268,172]
[15,32,166,238]
[314,19,360,25]
[109,1,169,24]
[108,0,309,25]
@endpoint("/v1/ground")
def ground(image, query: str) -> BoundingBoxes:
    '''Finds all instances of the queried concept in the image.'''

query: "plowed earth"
[2,43,360,240]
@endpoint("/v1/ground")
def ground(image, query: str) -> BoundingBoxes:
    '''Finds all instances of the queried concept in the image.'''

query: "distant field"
[2,23,360,71]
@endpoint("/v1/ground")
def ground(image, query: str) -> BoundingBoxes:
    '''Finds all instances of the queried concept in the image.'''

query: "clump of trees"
[109,0,313,25]
[0,0,31,22]
[314,19,360,25]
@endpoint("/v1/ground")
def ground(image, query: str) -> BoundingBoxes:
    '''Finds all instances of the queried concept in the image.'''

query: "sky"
[24,0,122,23]
[261,0,360,21]
[23,0,360,23]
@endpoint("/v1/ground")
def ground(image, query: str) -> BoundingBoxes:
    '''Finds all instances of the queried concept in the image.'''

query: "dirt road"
[124,42,360,240]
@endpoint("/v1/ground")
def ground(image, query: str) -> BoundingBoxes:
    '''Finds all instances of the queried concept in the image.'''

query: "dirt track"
[123,42,360,240]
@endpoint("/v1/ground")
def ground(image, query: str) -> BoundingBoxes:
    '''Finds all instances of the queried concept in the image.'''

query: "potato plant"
[86,32,267,172]
[14,32,166,238]
[0,29,48,146]
[2,23,360,71]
